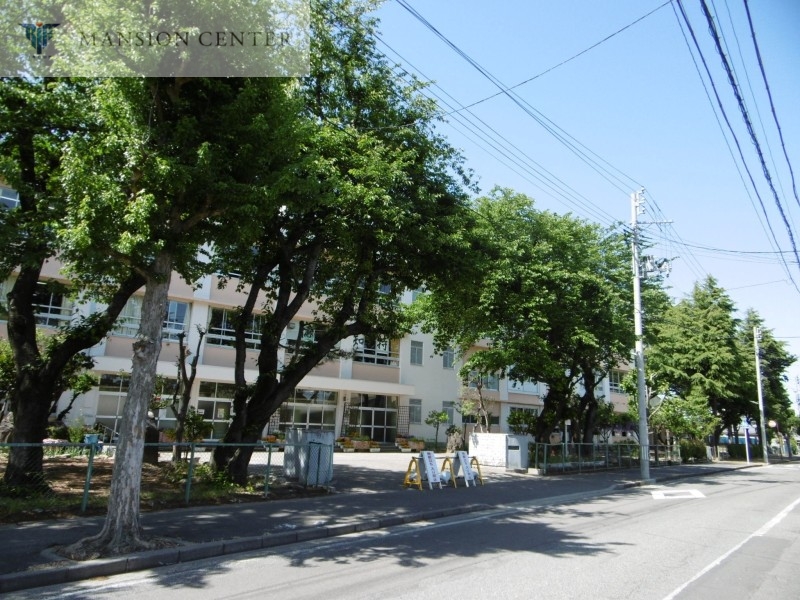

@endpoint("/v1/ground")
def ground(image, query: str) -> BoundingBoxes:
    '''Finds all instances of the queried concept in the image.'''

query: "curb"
[0,502,492,594]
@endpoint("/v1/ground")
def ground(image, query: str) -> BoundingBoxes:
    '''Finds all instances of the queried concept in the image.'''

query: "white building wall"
[398,330,461,441]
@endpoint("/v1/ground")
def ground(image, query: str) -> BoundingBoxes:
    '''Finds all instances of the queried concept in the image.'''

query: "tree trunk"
[63,254,172,558]
[3,264,144,486]
[4,376,52,489]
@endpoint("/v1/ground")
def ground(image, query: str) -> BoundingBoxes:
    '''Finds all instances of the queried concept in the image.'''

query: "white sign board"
[419,451,442,489]
[453,451,478,487]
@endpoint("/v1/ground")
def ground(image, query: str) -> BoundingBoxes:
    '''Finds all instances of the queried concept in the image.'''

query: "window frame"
[408,398,422,424]
[410,340,424,366]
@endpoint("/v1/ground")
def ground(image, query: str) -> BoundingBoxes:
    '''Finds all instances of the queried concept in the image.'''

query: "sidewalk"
[0,453,760,593]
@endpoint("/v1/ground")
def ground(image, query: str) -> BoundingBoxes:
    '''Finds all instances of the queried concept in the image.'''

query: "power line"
[447,0,673,116]
[669,1,788,283]
[699,0,800,272]
[375,37,624,227]
[674,0,800,293]
[394,0,642,199]
[743,0,800,211]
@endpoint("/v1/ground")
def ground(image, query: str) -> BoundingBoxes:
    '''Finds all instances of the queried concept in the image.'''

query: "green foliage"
[425,410,449,451]
[425,410,449,427]
[182,408,212,442]
[651,393,720,441]
[679,439,708,463]
[648,277,747,425]
[67,424,90,444]
[647,279,796,442]
[416,187,637,442]
[507,410,537,436]
[0,339,12,412]
[207,0,475,475]
[726,443,764,461]
[46,424,69,440]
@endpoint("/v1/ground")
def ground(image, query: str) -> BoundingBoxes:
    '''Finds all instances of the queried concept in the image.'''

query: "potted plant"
[409,438,425,451]
[352,435,371,451]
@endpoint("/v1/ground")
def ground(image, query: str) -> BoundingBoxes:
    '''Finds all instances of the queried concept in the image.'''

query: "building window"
[162,300,190,341]
[508,378,540,395]
[95,373,131,439]
[283,321,317,354]
[206,308,263,350]
[114,297,190,341]
[32,282,72,328]
[467,371,499,391]
[197,380,237,440]
[609,370,625,394]
[410,340,423,366]
[510,406,539,417]
[353,336,399,366]
[278,389,338,433]
[0,186,19,210]
[442,347,455,370]
[113,296,142,337]
[409,398,422,424]
[443,401,455,424]
[462,412,500,426]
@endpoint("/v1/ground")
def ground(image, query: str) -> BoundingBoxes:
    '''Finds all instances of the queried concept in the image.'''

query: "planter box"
[399,447,412,453]
[369,447,381,453]
[343,448,355,453]
[351,440,370,450]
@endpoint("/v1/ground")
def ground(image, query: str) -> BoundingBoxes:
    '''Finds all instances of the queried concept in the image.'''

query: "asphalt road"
[9,462,800,600]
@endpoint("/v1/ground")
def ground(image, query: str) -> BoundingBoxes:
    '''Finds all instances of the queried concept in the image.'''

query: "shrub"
[507,410,536,435]
[46,424,69,440]
[67,424,89,443]
[679,439,707,463]
[726,443,764,461]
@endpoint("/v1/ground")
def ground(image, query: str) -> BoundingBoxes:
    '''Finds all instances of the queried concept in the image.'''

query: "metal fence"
[0,441,333,520]
[531,443,681,475]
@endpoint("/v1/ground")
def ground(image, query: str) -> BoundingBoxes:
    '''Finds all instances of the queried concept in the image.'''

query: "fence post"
[264,443,273,496]
[184,443,196,505]
[314,443,321,486]
[543,443,548,474]
[80,442,97,513]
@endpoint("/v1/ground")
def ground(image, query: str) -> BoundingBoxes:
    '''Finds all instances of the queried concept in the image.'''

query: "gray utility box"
[284,428,334,486]
[506,434,530,470]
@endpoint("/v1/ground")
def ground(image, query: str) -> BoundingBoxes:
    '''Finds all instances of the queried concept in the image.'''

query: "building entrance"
[347,394,398,443]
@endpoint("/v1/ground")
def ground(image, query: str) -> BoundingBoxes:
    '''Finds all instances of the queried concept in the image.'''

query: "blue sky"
[372,0,800,404]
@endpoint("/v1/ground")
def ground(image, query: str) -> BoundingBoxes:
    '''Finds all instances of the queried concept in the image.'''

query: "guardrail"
[531,443,681,475]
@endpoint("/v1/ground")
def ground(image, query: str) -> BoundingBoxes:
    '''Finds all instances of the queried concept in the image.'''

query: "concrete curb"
[0,503,492,594]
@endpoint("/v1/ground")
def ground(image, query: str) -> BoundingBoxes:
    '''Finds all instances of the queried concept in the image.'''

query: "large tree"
[211,0,474,482]
[60,76,300,557]
[415,187,635,444]
[646,277,750,444]
[736,309,795,443]
[0,78,146,488]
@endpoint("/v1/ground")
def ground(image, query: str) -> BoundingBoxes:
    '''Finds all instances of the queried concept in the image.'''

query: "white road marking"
[651,489,705,500]
[661,494,800,600]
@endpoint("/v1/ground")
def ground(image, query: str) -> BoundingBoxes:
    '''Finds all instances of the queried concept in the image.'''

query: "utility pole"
[631,189,651,481]
[753,327,769,464]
